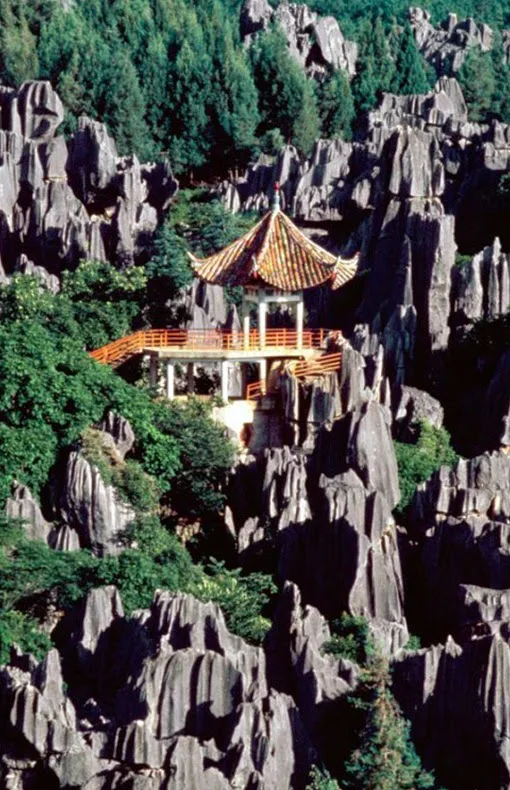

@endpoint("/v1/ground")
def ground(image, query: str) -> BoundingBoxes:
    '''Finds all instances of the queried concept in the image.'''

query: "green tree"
[343,656,435,789]
[0,0,39,85]
[251,24,321,153]
[352,17,395,114]
[491,32,510,122]
[457,46,496,122]
[391,23,431,95]
[316,69,355,139]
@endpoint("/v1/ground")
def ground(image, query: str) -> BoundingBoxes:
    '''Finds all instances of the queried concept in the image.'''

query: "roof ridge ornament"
[272,182,281,212]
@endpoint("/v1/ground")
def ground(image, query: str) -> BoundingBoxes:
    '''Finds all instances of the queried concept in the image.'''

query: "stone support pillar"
[166,361,175,400]
[221,360,229,403]
[149,355,158,389]
[258,294,267,349]
[259,358,267,389]
[187,362,195,394]
[296,296,304,349]
[242,300,251,350]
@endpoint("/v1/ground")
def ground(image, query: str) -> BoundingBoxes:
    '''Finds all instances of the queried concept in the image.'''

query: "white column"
[242,300,250,350]
[221,360,229,402]
[258,294,267,349]
[259,358,267,389]
[296,296,304,350]
[166,361,175,400]
[149,355,158,389]
[187,362,195,394]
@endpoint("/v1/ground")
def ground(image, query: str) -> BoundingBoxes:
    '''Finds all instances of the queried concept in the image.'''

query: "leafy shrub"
[193,559,277,645]
[306,765,340,790]
[0,609,52,665]
[322,613,375,664]
[394,421,458,514]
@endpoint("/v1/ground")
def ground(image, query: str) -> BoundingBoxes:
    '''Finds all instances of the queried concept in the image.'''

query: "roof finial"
[272,182,281,212]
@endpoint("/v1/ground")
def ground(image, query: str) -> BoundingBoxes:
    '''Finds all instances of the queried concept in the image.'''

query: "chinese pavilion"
[90,187,358,402]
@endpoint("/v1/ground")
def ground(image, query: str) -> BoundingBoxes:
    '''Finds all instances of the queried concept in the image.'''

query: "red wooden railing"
[292,352,342,379]
[89,328,332,366]
[246,380,267,401]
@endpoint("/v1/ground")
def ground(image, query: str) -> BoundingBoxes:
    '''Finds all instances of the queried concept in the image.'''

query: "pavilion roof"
[188,207,358,292]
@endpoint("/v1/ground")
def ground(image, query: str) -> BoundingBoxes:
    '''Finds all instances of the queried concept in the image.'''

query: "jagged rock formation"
[405,450,510,642]
[58,451,136,556]
[409,6,494,75]
[241,0,357,78]
[0,586,316,789]
[392,634,510,790]
[0,81,178,277]
[227,345,408,656]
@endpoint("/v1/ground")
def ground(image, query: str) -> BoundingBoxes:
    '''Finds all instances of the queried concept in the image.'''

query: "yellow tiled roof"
[189,208,358,292]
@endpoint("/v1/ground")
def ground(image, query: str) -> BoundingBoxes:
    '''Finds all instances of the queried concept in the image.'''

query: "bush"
[193,559,277,645]
[394,421,458,514]
[322,613,375,664]
[0,609,52,665]
[306,765,340,790]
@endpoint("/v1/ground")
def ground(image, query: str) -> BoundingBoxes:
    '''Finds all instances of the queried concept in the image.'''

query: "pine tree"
[250,24,321,154]
[293,79,321,155]
[352,17,394,115]
[316,69,355,139]
[343,655,436,790]
[457,46,496,122]
[392,23,431,96]
[490,31,510,123]
[204,3,260,168]
[166,5,213,173]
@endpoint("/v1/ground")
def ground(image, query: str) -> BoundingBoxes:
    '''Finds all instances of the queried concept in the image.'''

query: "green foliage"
[193,559,277,644]
[352,17,395,114]
[151,398,235,518]
[394,422,459,513]
[405,633,422,651]
[316,70,355,140]
[457,46,496,121]
[306,765,340,790]
[146,190,256,327]
[342,655,436,789]
[323,613,375,664]
[391,23,432,95]
[0,609,52,665]
[250,24,321,153]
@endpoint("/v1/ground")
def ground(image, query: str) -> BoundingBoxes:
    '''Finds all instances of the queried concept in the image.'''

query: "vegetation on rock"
[394,421,459,513]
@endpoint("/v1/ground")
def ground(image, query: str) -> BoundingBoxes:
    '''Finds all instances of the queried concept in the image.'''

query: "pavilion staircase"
[246,350,342,402]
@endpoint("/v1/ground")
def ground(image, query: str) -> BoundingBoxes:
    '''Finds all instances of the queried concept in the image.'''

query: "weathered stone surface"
[6,482,52,543]
[241,0,357,77]
[394,385,444,440]
[59,451,136,555]
[407,451,510,640]
[409,6,493,75]
[451,237,510,329]
[99,412,135,460]
[392,634,510,790]
[10,81,64,141]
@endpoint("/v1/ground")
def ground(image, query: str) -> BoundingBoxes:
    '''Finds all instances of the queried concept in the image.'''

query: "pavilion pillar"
[166,361,175,400]
[242,300,250,350]
[258,292,267,349]
[221,360,229,402]
[296,296,304,350]
[149,355,158,389]
[259,358,267,390]
[187,362,195,394]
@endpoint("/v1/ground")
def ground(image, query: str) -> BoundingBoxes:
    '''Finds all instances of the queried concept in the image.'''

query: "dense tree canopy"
[0,0,506,167]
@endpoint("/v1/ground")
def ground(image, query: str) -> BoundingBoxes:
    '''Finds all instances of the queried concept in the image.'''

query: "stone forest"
[0,0,509,788]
